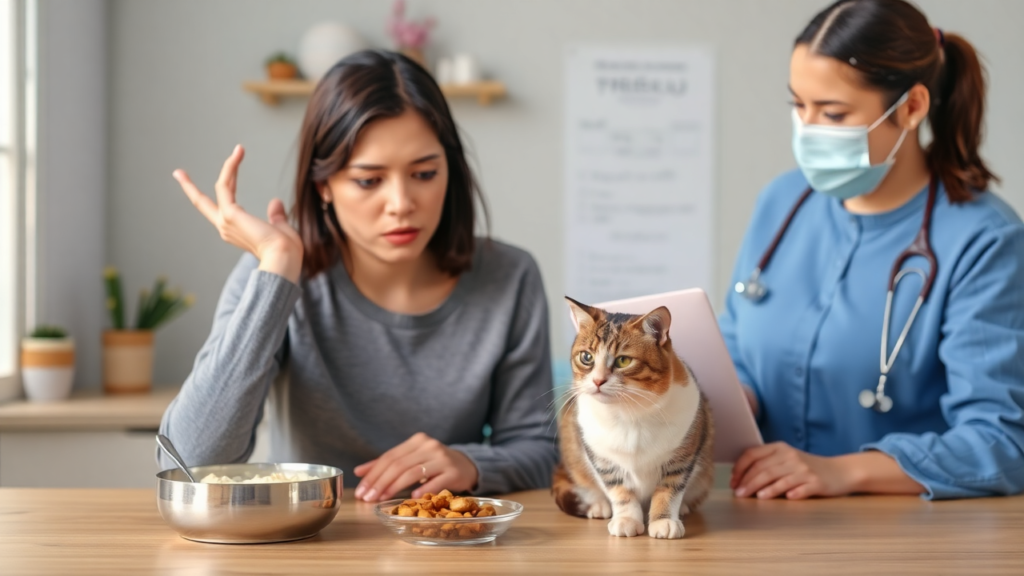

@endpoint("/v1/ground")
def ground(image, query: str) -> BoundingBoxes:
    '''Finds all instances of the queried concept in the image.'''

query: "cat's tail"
[551,463,587,517]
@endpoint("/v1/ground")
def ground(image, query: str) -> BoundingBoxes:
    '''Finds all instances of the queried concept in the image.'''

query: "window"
[0,0,32,399]
[1,0,17,389]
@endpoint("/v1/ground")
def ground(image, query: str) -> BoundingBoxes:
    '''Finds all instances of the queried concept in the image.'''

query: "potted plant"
[265,51,299,80]
[20,325,75,402]
[103,267,194,394]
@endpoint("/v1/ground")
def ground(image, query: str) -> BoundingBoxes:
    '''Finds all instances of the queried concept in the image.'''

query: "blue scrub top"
[719,169,1024,499]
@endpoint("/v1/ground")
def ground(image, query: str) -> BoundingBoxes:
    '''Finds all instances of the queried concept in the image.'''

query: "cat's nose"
[592,376,607,388]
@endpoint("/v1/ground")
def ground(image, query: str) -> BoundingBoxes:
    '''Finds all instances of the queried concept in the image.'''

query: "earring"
[322,198,331,211]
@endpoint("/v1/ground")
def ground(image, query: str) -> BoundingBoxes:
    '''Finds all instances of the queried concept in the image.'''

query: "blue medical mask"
[792,92,910,200]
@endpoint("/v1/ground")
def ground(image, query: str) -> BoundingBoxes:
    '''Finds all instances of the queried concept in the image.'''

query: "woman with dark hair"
[161,50,556,500]
[722,0,1024,500]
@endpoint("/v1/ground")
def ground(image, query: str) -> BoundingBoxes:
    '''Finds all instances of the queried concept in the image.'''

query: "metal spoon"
[156,433,197,483]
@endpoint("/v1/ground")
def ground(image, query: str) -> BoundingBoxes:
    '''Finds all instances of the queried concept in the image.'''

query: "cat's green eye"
[614,356,633,369]
[579,351,594,366]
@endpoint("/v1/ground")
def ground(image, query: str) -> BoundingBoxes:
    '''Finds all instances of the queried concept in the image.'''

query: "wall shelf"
[439,80,507,105]
[242,79,507,106]
[242,79,314,105]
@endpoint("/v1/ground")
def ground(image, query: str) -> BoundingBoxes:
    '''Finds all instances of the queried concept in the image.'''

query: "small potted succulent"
[265,51,299,80]
[103,267,194,394]
[20,325,75,402]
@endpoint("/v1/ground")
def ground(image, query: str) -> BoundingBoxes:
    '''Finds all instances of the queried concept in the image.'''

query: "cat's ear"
[635,306,672,347]
[565,297,598,333]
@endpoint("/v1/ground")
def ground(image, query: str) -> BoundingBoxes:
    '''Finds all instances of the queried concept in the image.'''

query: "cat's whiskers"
[545,390,570,413]
[614,388,645,426]
[548,382,585,412]
[621,387,672,428]
[561,393,585,434]
[536,386,563,403]
[546,386,586,437]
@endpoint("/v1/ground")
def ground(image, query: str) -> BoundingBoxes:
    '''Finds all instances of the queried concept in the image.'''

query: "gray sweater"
[158,240,557,494]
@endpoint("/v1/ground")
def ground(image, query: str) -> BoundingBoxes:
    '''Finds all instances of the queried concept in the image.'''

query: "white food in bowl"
[198,471,321,484]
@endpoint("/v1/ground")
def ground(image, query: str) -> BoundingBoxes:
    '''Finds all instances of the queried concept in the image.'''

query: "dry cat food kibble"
[198,471,321,484]
[389,489,499,538]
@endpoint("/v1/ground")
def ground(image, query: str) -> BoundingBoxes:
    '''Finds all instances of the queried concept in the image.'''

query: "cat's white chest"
[577,384,699,498]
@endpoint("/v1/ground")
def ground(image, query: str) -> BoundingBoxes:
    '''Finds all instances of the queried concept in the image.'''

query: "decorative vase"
[102,330,154,394]
[297,22,369,82]
[20,337,76,402]
[400,47,428,70]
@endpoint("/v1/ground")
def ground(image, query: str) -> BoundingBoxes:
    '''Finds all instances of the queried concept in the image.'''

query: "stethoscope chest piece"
[735,268,767,302]
[858,387,893,413]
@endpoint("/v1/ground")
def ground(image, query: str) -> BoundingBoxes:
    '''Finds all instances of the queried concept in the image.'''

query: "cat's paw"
[648,518,685,539]
[607,516,645,537]
[585,499,612,519]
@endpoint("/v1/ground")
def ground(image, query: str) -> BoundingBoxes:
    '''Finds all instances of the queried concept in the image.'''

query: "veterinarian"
[721,0,1024,500]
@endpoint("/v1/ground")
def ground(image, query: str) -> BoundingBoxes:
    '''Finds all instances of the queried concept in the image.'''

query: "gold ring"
[419,464,428,484]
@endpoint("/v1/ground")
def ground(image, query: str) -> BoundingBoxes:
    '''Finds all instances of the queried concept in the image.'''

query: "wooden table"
[2,488,1022,575]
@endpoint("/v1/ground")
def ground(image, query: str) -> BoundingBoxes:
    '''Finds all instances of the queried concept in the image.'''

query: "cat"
[552,297,714,539]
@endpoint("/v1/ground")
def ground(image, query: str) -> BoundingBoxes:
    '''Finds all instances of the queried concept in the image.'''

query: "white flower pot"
[21,337,76,402]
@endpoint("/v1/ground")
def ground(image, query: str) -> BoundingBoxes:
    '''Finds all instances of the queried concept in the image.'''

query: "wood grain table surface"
[2,487,1022,575]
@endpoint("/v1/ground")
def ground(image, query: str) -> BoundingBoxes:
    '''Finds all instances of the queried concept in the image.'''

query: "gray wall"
[104,0,1024,387]
[35,0,107,389]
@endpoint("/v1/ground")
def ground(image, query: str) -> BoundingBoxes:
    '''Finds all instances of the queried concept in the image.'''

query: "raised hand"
[173,145,304,283]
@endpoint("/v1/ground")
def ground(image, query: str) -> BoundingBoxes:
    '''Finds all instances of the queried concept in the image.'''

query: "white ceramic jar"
[452,53,481,85]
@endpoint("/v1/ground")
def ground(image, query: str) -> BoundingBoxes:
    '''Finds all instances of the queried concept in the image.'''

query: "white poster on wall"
[564,45,714,313]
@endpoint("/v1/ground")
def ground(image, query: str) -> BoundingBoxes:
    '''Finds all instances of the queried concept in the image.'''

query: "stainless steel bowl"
[156,463,343,544]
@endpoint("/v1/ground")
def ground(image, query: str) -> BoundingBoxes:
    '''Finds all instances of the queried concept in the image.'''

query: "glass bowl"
[374,497,523,546]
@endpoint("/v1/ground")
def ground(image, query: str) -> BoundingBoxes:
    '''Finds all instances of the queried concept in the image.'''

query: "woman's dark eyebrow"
[788,85,849,106]
[410,153,441,165]
[349,154,441,171]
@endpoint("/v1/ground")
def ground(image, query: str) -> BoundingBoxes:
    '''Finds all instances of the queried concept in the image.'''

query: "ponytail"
[796,0,998,204]
[927,33,999,202]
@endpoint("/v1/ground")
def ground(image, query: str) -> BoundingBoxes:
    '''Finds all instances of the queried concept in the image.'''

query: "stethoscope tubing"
[738,177,939,413]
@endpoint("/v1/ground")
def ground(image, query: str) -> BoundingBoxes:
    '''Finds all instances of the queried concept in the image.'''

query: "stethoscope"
[735,178,938,413]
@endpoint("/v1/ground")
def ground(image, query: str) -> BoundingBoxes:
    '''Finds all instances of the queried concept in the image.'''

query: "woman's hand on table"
[730,442,925,499]
[730,442,857,499]
[353,432,479,502]
[173,144,304,284]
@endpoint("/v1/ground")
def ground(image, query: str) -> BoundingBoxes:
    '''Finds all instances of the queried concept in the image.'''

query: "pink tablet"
[592,288,764,463]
